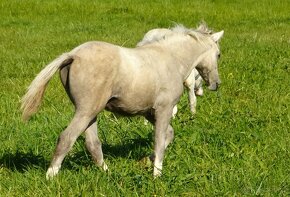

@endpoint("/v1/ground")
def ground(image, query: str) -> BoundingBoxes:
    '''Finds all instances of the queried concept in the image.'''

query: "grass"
[0,0,289,196]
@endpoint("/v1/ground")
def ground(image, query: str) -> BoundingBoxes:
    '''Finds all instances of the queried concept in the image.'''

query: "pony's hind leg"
[85,119,108,171]
[46,57,113,179]
[46,111,96,179]
[165,125,174,149]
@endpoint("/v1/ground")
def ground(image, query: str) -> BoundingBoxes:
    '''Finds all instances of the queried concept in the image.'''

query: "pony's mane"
[170,23,213,39]
[137,23,214,47]
[195,23,213,35]
[161,23,212,46]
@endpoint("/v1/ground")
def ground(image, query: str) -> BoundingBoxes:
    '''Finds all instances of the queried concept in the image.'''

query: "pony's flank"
[21,53,73,121]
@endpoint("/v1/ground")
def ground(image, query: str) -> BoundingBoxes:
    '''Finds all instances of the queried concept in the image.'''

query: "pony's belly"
[105,97,151,115]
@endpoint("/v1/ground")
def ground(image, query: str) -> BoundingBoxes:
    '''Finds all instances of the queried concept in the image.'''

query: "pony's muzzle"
[208,81,221,91]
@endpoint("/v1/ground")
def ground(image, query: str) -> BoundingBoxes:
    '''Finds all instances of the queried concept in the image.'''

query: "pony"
[137,28,205,115]
[21,23,223,179]
[177,68,203,115]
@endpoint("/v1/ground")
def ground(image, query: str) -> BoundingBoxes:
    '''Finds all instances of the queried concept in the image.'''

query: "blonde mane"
[138,23,215,46]
[170,23,213,34]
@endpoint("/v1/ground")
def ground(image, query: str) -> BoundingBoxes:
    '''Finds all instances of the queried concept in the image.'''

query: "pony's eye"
[217,53,221,58]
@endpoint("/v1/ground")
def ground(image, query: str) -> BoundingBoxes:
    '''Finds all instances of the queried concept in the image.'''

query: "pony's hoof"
[46,166,60,180]
[153,161,162,178]
[153,167,162,178]
[102,162,108,171]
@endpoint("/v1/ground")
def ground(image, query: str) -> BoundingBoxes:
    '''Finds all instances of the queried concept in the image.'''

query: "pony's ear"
[211,30,224,42]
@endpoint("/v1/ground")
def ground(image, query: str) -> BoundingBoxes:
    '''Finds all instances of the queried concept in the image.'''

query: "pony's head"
[191,24,224,91]
[138,23,224,91]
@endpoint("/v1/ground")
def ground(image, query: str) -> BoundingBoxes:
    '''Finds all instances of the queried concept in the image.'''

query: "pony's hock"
[21,23,223,179]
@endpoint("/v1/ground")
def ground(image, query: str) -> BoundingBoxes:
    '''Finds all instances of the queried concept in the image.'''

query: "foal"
[21,24,223,178]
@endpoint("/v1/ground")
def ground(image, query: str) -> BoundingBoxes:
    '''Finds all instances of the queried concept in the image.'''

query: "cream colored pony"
[21,24,223,179]
[137,28,205,115]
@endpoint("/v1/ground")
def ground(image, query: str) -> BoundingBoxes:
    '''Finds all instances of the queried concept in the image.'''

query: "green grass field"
[0,0,289,196]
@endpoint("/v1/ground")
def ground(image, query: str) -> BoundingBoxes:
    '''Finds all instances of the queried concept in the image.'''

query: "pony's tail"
[21,53,73,121]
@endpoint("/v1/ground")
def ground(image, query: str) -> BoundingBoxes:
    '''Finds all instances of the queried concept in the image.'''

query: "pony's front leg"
[185,73,197,114]
[188,85,197,114]
[153,105,173,177]
[85,120,108,171]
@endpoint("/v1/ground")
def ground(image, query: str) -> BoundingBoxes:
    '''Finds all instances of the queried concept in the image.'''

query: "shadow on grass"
[0,136,152,173]
[103,136,152,158]
[0,150,48,172]
[63,135,152,170]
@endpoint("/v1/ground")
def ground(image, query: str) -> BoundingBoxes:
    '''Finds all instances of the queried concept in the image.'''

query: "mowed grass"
[0,0,289,196]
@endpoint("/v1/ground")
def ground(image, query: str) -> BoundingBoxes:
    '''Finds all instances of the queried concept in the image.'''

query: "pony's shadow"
[0,150,48,172]
[0,134,152,173]
[64,134,152,170]
[103,132,153,158]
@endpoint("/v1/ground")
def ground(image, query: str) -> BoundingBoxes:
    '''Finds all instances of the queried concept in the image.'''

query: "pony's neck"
[162,36,210,80]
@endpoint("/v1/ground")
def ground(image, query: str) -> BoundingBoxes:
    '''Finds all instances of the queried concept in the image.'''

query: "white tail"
[21,53,73,121]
